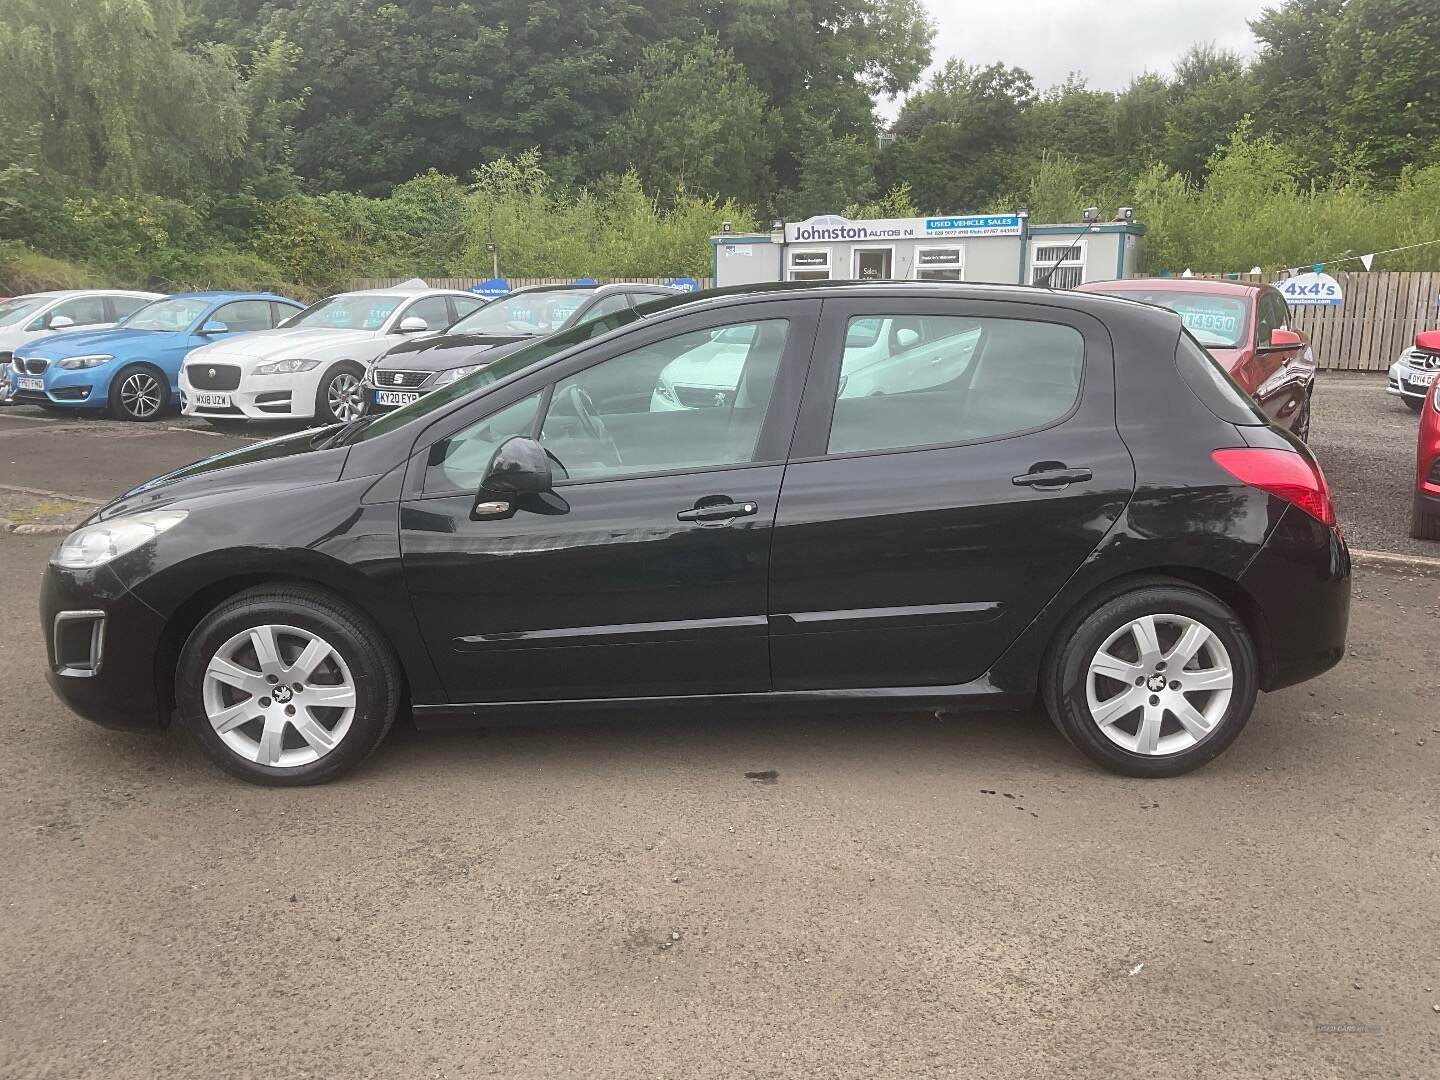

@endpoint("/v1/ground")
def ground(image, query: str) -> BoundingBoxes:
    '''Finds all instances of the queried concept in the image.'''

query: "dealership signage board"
[1278,272,1343,306]
[785,213,1023,243]
[469,278,511,298]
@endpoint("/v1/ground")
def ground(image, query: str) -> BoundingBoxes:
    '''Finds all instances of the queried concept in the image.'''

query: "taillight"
[1212,447,1337,527]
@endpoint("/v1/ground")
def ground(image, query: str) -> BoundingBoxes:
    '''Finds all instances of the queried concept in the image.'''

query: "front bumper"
[180,365,326,421]
[1387,358,1437,400]
[8,362,105,407]
[41,562,169,730]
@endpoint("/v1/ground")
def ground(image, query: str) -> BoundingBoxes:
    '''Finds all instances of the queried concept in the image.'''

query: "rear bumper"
[1239,506,1351,692]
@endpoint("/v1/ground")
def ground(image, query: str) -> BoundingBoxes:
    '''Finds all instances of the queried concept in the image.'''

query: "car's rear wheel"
[316,363,366,424]
[108,364,170,421]
[1412,496,1440,541]
[176,586,401,786]
[1292,391,1312,442]
[1043,583,1259,777]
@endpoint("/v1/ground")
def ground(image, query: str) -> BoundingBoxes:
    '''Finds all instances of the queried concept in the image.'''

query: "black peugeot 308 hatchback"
[41,283,1350,785]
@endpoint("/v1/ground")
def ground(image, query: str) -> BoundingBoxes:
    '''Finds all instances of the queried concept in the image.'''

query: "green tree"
[886,61,1037,211]
[1325,0,1440,177]
[1249,0,1344,173]
[1160,46,1257,180]
[0,0,249,192]
[599,37,776,206]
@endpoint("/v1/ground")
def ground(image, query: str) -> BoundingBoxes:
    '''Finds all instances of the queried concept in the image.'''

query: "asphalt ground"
[1,383,1438,1078]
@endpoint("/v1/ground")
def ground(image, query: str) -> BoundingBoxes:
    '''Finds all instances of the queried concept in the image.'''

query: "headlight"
[58,354,113,370]
[255,358,320,375]
[51,511,187,570]
[433,365,483,387]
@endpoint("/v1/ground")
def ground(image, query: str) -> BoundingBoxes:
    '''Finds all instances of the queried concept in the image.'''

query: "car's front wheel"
[108,364,170,421]
[176,585,401,785]
[1043,582,1259,777]
[316,363,367,424]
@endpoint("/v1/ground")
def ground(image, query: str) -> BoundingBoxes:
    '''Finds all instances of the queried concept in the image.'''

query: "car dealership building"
[712,211,1145,290]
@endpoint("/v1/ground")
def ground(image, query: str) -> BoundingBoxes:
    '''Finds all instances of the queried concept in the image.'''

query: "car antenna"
[1036,207,1100,289]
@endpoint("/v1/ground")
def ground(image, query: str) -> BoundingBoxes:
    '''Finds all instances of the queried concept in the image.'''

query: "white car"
[651,316,981,411]
[0,290,163,401]
[179,280,486,424]
[1387,333,1440,412]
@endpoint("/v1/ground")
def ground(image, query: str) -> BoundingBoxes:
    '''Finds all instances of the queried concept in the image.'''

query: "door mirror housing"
[47,315,75,330]
[199,321,229,335]
[398,316,430,334]
[475,436,552,517]
[1263,328,1303,351]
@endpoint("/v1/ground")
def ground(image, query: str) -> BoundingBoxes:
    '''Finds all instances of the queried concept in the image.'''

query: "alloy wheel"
[1084,613,1234,756]
[201,624,357,768]
[327,372,365,422]
[120,371,163,419]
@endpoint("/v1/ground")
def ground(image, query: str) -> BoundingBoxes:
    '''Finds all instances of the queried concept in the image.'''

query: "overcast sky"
[880,0,1276,117]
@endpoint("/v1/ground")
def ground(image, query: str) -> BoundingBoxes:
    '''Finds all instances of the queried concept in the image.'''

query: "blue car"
[8,292,304,421]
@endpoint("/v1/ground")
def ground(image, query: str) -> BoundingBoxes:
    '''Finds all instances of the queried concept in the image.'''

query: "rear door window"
[826,315,1083,455]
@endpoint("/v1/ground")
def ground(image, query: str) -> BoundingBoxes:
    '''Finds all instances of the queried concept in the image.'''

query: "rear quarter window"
[1174,330,1267,426]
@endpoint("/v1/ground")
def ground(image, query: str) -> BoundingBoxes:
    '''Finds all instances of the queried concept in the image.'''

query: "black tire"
[176,585,401,786]
[314,362,367,424]
[1292,391,1312,442]
[1404,397,1424,414]
[1042,581,1260,778]
[108,363,170,421]
[1412,495,1440,541]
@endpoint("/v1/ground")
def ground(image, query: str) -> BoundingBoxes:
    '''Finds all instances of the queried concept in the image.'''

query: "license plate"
[1406,371,1436,388]
[17,376,43,391]
[375,390,421,406]
[193,391,231,407]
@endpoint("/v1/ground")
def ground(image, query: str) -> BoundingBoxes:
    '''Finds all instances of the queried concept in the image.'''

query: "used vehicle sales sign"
[786,214,1023,243]
[1278,272,1344,306]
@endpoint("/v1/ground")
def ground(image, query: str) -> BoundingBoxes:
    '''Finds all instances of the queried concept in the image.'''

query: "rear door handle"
[677,501,758,524]
[1012,466,1093,489]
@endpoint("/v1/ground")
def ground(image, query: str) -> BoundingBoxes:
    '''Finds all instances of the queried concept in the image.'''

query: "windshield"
[286,293,404,331]
[350,306,645,444]
[0,296,50,326]
[447,290,593,336]
[1123,291,1249,348]
[120,297,211,332]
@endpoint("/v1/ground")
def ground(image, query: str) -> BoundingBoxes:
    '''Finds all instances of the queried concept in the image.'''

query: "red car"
[1076,279,1315,440]
[1413,375,1440,540]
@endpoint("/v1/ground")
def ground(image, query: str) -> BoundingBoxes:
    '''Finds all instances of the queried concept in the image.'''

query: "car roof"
[162,291,300,302]
[330,286,481,299]
[634,279,1188,325]
[11,289,164,301]
[1078,277,1267,297]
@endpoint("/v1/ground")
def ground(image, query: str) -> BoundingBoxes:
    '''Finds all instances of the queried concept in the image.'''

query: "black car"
[366,282,677,412]
[41,282,1350,786]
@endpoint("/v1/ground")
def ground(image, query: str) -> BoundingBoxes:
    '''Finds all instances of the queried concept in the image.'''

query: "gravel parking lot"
[1,389,1437,1079]
[1308,372,1439,559]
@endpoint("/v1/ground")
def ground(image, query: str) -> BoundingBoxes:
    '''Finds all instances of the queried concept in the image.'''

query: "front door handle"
[677,501,758,524]
[1012,465,1093,489]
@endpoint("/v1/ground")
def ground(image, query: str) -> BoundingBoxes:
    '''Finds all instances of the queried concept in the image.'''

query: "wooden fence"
[355,272,1440,372]
[1191,271,1439,372]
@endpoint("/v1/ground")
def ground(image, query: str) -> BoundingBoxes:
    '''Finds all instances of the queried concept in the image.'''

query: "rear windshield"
[1174,330,1267,425]
[1121,290,1248,348]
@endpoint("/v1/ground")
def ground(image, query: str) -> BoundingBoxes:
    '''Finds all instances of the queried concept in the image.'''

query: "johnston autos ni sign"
[784,214,1024,243]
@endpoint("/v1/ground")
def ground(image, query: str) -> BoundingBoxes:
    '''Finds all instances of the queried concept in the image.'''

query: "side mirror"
[1264,328,1303,350]
[47,315,75,330]
[398,316,429,333]
[474,436,552,518]
[895,328,920,349]
[199,321,229,335]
